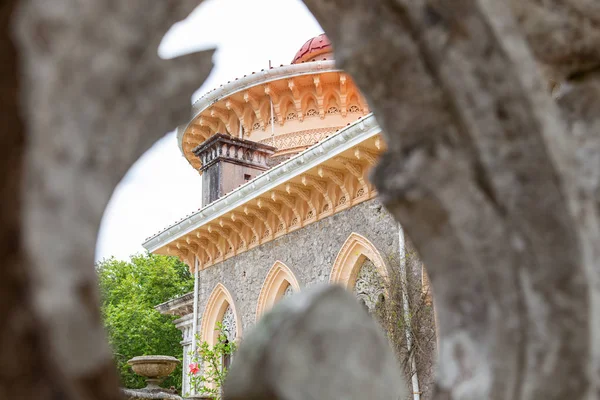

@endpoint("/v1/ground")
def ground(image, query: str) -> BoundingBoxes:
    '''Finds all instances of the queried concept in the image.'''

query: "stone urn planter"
[127,355,180,391]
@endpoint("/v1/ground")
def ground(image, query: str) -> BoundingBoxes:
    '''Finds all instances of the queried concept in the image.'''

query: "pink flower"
[189,362,200,375]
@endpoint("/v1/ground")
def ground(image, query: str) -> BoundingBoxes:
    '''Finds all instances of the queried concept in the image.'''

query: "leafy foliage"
[96,253,193,391]
[188,322,237,399]
[377,243,437,400]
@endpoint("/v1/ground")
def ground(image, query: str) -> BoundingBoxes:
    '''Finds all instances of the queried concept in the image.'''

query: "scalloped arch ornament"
[200,283,242,345]
[256,261,301,319]
[330,232,388,288]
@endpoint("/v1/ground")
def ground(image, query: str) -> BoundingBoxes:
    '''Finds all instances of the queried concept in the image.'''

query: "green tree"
[96,253,193,391]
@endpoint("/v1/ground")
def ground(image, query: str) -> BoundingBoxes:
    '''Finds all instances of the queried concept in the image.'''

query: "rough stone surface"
[3,0,599,399]
[5,1,213,399]
[301,0,600,399]
[0,1,41,400]
[179,198,432,397]
[223,285,408,400]
[194,199,413,334]
[121,388,182,400]
[127,356,180,380]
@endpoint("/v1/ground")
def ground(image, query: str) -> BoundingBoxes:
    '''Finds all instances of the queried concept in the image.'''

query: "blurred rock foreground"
[1,1,600,399]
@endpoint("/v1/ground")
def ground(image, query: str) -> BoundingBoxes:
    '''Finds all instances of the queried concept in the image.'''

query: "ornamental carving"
[282,284,294,298]
[259,127,341,154]
[221,305,236,342]
[353,259,385,313]
[158,124,382,271]
[180,68,372,171]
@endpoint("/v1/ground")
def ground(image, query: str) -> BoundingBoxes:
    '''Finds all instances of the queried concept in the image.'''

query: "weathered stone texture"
[195,199,406,334]
[5,0,596,398]
[224,285,408,400]
[10,2,213,399]
[300,0,600,399]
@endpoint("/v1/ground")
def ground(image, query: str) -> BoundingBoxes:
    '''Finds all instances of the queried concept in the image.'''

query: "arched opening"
[256,261,301,319]
[301,92,319,118]
[201,283,242,346]
[330,232,388,287]
[280,96,298,122]
[324,91,341,115]
[220,304,236,372]
[330,233,388,313]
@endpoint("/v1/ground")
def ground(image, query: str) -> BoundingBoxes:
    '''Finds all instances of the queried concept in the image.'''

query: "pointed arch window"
[200,283,241,346]
[256,261,301,319]
[330,233,388,314]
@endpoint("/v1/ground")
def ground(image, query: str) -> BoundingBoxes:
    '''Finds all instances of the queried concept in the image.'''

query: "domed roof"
[291,34,332,64]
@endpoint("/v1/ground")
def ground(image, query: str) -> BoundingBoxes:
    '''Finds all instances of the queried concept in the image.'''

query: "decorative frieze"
[154,292,194,317]
[193,133,276,206]
[144,115,382,271]
[178,62,370,171]
[193,133,275,172]
[258,127,342,155]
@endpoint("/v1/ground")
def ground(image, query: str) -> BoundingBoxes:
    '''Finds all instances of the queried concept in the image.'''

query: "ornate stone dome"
[176,33,369,173]
[291,33,333,64]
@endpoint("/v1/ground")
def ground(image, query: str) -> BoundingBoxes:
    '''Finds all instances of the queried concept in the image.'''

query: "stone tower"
[193,133,276,206]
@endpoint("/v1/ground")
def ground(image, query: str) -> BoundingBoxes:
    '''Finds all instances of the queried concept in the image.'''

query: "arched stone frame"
[256,261,301,319]
[330,232,389,289]
[323,89,341,113]
[301,91,319,117]
[278,95,297,120]
[200,283,242,346]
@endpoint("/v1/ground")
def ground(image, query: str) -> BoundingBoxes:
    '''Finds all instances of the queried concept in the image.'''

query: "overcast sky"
[95,0,323,262]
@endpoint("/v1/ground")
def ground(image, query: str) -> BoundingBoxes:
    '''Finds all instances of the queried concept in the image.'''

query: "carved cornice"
[143,115,381,271]
[330,232,389,288]
[155,292,194,317]
[193,133,276,172]
[177,61,370,171]
[258,127,342,155]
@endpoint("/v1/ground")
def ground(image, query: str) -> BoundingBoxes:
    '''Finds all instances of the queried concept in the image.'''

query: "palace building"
[142,34,433,396]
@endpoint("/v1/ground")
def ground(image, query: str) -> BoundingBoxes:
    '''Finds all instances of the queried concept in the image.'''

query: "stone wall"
[178,198,434,397]
[196,198,408,333]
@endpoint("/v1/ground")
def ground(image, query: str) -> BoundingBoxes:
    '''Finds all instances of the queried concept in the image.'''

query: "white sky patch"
[95,0,323,261]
